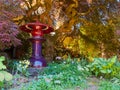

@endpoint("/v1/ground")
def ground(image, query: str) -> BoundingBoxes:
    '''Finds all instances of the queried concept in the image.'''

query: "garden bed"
[1,56,120,90]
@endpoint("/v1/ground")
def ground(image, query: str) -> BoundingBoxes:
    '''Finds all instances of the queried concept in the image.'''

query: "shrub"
[0,0,23,50]
[87,56,120,78]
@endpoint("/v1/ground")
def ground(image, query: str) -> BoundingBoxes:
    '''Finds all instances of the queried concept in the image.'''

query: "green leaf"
[101,70,107,74]
[0,81,4,87]
[2,65,6,69]
[95,71,99,76]
[107,69,112,73]
[2,71,13,81]
[0,56,5,62]
[0,73,4,82]
[0,62,6,70]
[0,56,6,70]
[110,56,117,63]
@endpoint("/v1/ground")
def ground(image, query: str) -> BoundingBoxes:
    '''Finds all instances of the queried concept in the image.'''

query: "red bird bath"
[20,22,54,68]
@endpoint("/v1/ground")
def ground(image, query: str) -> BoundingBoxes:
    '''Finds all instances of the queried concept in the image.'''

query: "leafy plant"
[0,0,23,50]
[87,56,120,78]
[19,57,90,90]
[6,59,30,77]
[15,60,30,77]
[0,56,13,88]
[98,80,120,90]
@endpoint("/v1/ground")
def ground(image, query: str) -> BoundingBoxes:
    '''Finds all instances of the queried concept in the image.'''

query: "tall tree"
[14,0,120,59]
[51,0,120,59]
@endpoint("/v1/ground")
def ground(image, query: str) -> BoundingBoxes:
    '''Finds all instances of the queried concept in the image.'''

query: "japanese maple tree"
[0,0,23,50]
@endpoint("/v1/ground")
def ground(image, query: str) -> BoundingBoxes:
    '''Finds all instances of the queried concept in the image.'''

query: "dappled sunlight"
[0,0,120,90]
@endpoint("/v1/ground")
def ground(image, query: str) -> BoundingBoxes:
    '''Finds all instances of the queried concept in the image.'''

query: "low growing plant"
[0,56,13,89]
[6,59,30,76]
[87,56,120,78]
[98,80,120,90]
[16,60,30,76]
[20,57,90,90]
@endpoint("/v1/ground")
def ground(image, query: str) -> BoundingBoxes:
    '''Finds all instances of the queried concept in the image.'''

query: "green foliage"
[11,60,30,76]
[8,56,120,90]
[0,56,13,88]
[98,80,120,90]
[16,60,30,76]
[111,77,120,85]
[87,56,120,78]
[21,57,90,90]
[6,58,30,77]
[0,56,6,70]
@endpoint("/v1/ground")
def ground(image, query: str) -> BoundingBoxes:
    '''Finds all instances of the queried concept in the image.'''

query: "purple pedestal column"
[29,37,47,68]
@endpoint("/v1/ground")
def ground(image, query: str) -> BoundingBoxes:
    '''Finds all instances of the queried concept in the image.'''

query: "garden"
[0,55,120,90]
[0,0,120,90]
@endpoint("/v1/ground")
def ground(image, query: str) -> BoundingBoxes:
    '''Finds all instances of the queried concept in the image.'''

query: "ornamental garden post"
[20,21,54,68]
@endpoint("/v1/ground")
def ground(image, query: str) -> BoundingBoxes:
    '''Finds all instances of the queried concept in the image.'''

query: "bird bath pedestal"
[20,22,53,68]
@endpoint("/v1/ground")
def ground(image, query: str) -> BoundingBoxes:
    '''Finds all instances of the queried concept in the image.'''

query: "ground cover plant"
[0,56,13,89]
[20,57,90,90]
[7,56,120,90]
[0,55,119,90]
[87,56,120,78]
[0,0,120,90]
[98,79,120,90]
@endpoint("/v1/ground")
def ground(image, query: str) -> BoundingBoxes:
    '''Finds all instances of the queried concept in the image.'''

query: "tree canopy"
[0,0,23,50]
[0,0,120,60]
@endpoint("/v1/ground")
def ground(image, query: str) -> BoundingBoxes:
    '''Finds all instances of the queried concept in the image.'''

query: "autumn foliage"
[0,0,120,60]
[0,0,23,50]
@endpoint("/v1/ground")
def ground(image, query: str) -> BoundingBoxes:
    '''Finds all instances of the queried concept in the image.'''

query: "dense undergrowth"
[21,56,120,90]
[0,56,120,90]
[21,57,90,90]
